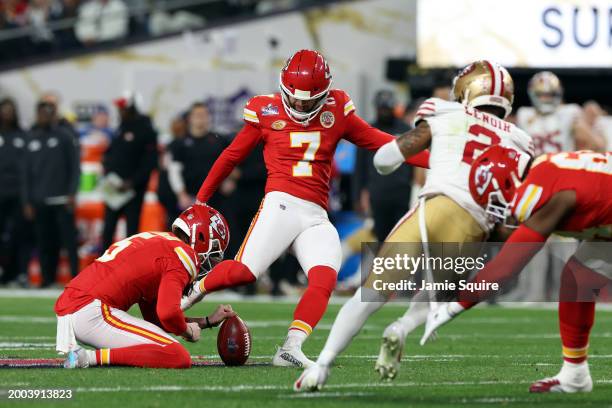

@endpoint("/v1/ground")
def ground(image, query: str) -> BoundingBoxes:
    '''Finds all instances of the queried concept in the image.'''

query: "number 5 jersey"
[415,97,534,232]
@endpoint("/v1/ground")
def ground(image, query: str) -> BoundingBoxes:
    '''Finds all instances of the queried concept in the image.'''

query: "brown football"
[216,315,251,366]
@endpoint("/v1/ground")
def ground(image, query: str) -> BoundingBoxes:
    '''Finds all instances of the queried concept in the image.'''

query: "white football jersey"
[415,98,534,232]
[516,104,581,156]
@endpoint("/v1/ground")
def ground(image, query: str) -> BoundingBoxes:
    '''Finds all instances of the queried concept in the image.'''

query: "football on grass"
[217,315,251,366]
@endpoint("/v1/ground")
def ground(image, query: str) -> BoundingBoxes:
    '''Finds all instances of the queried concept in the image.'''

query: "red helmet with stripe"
[452,60,515,118]
[280,49,332,124]
[469,145,531,224]
[172,204,230,278]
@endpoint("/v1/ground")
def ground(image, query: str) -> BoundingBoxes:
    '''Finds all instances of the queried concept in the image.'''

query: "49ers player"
[55,205,235,369]
[421,147,612,393]
[294,60,534,392]
[179,49,429,368]
[512,71,605,303]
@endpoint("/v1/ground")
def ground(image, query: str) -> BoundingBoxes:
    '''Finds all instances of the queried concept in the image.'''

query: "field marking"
[72,378,612,394]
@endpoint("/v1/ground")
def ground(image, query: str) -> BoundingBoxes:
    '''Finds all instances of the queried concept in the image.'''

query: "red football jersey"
[512,151,612,239]
[54,232,198,335]
[196,89,426,209]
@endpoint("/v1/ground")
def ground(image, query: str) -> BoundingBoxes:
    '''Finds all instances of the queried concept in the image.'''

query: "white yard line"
[73,379,612,394]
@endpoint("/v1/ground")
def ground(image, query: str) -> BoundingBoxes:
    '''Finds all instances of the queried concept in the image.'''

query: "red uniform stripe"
[101,304,173,345]
[499,68,505,97]
[484,60,495,95]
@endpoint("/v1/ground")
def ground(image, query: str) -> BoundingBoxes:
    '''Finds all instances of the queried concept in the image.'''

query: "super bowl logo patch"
[261,103,279,116]
[271,120,286,130]
[320,111,335,128]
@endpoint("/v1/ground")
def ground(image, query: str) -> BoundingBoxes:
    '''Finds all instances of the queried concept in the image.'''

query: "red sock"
[289,265,337,335]
[202,260,256,293]
[96,342,191,368]
[559,301,595,364]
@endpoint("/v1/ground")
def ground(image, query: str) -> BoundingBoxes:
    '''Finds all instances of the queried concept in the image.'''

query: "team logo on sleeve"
[320,111,335,128]
[271,120,286,130]
[261,104,279,116]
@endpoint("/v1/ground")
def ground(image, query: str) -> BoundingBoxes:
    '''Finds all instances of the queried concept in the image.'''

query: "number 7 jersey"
[416,98,534,232]
[196,89,405,209]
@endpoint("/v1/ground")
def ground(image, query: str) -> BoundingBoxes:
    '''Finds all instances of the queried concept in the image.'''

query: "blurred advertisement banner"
[418,0,612,68]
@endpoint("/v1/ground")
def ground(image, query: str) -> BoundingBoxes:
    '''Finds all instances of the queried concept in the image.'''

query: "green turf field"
[1,296,611,407]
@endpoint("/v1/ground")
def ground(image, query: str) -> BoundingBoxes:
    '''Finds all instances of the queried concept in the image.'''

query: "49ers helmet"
[280,49,332,124]
[452,60,514,119]
[528,71,563,114]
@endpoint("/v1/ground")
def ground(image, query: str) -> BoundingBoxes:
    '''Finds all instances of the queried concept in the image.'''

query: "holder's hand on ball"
[181,322,202,342]
[208,304,236,327]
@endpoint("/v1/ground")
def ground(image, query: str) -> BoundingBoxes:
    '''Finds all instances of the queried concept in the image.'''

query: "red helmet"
[280,49,332,124]
[469,145,531,225]
[172,204,230,278]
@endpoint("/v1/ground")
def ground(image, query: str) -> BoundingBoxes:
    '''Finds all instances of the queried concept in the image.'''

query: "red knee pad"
[307,265,337,296]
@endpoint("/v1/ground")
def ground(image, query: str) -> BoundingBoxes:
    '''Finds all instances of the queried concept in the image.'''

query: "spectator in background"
[166,102,235,211]
[24,101,80,287]
[40,91,79,140]
[75,0,128,46]
[353,90,411,242]
[27,0,57,54]
[0,0,29,59]
[101,92,157,250]
[0,98,29,285]
[79,105,113,143]
[53,0,81,49]
[157,114,188,228]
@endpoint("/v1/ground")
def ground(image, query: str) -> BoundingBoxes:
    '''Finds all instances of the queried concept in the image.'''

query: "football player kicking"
[421,147,612,393]
[294,60,534,391]
[55,205,236,369]
[179,49,429,368]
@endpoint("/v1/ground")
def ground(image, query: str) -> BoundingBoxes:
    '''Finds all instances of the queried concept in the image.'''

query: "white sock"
[396,292,430,336]
[284,329,308,348]
[559,360,589,380]
[316,287,386,366]
[83,349,97,366]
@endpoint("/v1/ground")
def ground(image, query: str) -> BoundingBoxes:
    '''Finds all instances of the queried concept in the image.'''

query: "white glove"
[180,279,205,311]
[181,322,201,343]
[420,302,465,346]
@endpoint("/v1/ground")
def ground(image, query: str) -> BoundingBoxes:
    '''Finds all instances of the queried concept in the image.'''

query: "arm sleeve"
[156,267,189,335]
[459,225,548,305]
[196,124,262,203]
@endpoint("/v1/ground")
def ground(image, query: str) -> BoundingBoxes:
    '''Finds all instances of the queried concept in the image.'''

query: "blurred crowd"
[0,80,611,296]
[0,0,321,63]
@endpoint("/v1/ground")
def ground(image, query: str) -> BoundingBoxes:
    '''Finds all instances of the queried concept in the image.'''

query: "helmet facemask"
[279,74,330,124]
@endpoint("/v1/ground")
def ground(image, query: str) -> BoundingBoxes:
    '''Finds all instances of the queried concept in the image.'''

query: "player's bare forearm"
[396,121,432,158]
[186,304,235,329]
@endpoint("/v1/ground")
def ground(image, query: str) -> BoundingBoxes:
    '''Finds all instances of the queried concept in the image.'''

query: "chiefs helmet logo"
[474,163,494,196]
[210,214,227,240]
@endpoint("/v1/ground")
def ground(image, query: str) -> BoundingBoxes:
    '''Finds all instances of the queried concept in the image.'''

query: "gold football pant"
[363,195,486,299]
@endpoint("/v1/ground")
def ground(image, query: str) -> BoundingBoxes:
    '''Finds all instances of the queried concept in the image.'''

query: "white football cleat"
[63,347,90,369]
[420,302,464,345]
[375,322,406,381]
[272,345,315,368]
[293,363,330,392]
[530,362,593,393]
[180,279,205,311]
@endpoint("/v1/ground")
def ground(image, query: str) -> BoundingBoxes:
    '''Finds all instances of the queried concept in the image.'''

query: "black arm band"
[205,316,212,329]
